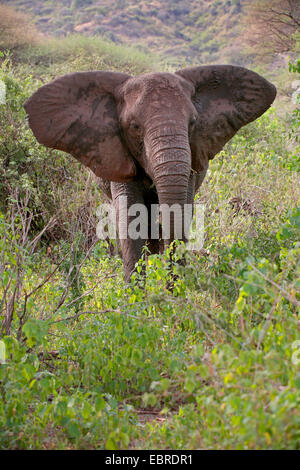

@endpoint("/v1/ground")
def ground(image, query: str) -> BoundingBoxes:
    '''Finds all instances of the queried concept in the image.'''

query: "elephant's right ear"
[24,71,136,182]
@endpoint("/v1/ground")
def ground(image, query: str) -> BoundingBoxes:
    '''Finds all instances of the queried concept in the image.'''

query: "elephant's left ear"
[24,71,136,182]
[176,65,276,171]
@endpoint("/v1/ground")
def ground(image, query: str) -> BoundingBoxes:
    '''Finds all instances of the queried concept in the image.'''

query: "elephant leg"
[111,181,147,283]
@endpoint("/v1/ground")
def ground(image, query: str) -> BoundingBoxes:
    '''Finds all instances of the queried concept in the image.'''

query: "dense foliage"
[4,0,247,65]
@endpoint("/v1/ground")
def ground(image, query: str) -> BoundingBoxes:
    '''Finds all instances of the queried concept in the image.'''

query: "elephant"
[24,65,276,282]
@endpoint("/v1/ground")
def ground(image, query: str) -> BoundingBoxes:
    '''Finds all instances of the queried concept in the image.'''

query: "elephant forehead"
[123,73,191,100]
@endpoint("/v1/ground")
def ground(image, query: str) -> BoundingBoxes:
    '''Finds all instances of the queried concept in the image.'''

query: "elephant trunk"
[145,124,191,245]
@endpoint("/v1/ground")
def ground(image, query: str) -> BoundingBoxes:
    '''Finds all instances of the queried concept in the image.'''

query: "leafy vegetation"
[0,3,299,451]
[0,4,41,55]
[3,0,248,65]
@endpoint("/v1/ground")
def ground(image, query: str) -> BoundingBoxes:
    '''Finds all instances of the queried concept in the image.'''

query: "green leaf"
[95,396,106,412]
[184,378,195,394]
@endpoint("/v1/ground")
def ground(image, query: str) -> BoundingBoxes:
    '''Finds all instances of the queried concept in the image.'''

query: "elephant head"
[24,66,276,255]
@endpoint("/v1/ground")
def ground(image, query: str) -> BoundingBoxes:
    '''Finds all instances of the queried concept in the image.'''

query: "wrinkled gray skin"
[24,66,276,282]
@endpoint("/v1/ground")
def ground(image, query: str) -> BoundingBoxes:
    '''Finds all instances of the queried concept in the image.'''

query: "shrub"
[0,5,42,55]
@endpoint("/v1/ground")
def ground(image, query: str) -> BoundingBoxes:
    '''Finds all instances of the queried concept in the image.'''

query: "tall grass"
[21,34,158,75]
